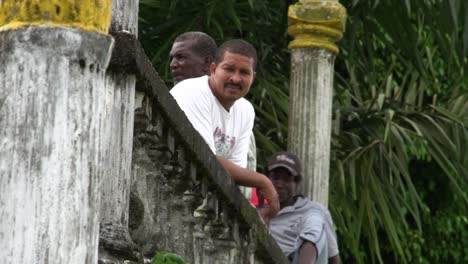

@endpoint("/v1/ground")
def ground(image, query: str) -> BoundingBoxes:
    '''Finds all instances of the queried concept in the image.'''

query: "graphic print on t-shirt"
[213,127,236,157]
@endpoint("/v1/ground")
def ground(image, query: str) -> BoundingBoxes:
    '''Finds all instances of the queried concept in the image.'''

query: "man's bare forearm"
[216,156,269,187]
[299,241,317,264]
[329,255,340,264]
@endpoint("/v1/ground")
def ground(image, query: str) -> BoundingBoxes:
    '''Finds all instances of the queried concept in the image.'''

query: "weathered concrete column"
[287,0,346,205]
[0,1,113,264]
[98,1,140,263]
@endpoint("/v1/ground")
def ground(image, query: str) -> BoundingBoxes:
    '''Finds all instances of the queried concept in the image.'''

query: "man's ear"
[204,56,213,65]
[203,57,213,75]
[210,62,217,76]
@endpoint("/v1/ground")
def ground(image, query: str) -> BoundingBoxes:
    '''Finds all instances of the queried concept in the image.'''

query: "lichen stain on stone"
[0,0,112,33]
[288,0,346,53]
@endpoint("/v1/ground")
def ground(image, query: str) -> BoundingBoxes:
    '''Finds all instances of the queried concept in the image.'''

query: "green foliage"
[386,199,468,264]
[150,251,187,264]
[139,0,468,263]
[401,160,468,263]
[423,213,468,262]
[330,0,468,263]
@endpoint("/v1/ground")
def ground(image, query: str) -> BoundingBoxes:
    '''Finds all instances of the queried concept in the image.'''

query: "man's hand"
[257,179,279,224]
[215,156,280,222]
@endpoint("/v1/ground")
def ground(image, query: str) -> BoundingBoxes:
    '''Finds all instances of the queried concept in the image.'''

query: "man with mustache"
[263,152,340,264]
[170,39,279,222]
[169,32,258,201]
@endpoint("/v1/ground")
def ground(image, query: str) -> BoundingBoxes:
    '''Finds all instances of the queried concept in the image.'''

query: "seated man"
[170,39,279,221]
[263,152,340,264]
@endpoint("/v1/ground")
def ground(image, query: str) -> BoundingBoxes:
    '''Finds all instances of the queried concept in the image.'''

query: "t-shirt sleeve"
[228,101,254,168]
[295,208,327,257]
[170,82,216,154]
[324,208,339,257]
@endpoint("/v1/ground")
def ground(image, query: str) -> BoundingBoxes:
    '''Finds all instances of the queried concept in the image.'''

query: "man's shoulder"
[170,75,210,95]
[232,97,255,114]
[294,197,329,214]
[235,97,254,107]
[170,76,212,103]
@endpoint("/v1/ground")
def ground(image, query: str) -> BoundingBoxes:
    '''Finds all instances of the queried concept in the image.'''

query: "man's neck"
[280,196,297,209]
[208,78,233,111]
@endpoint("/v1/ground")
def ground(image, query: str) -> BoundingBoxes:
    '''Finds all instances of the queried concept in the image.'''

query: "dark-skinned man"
[170,39,279,222]
[169,31,217,84]
[262,152,340,264]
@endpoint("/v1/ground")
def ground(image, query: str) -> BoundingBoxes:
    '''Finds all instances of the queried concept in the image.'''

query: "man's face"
[268,167,297,208]
[170,40,207,84]
[209,51,256,110]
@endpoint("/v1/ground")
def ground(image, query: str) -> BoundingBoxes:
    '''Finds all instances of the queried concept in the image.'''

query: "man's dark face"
[169,40,209,84]
[268,167,297,209]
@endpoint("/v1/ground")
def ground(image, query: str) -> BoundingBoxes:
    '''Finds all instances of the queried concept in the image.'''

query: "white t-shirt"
[170,75,255,168]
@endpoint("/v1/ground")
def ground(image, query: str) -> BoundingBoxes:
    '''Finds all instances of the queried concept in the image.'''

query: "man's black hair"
[214,39,257,70]
[174,31,217,60]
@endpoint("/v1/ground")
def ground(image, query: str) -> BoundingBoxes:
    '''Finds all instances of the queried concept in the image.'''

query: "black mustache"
[224,82,242,89]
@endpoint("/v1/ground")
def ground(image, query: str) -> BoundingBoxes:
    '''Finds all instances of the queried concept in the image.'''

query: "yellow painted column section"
[288,0,346,53]
[0,0,112,33]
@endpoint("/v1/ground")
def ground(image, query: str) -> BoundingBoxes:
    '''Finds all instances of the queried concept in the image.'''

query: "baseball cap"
[267,151,302,180]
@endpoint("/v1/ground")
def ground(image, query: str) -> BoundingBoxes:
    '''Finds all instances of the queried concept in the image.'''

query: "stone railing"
[101,32,289,264]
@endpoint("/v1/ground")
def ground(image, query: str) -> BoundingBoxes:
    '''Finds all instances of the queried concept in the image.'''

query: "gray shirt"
[269,197,339,263]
